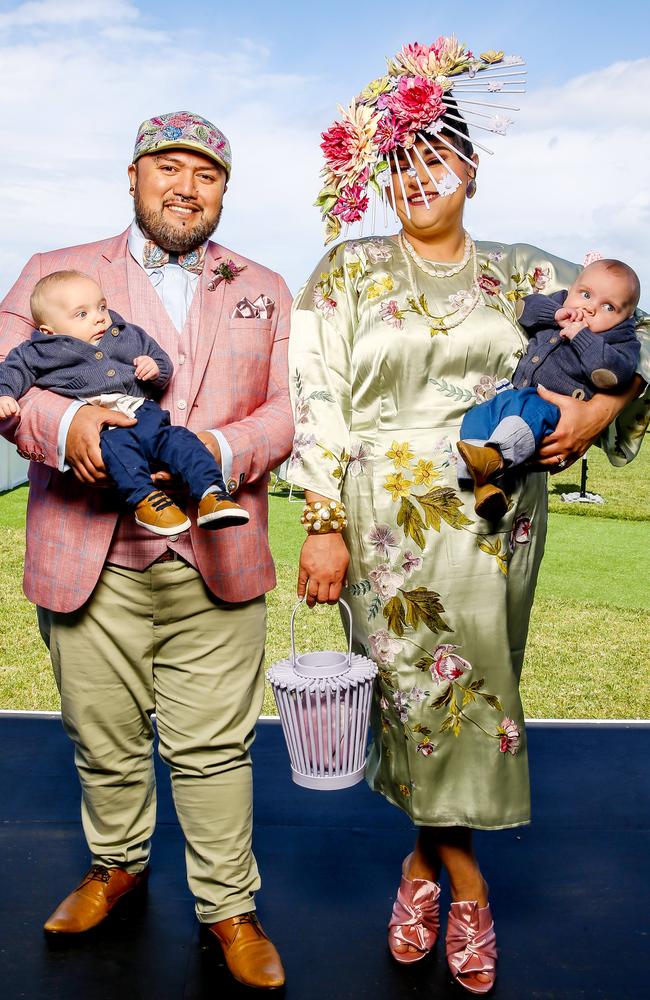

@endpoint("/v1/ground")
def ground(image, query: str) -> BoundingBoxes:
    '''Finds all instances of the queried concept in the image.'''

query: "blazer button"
[226,478,237,495]
[111,327,119,336]
[531,355,540,363]
[177,399,187,410]
[36,453,45,462]
[107,369,116,377]
[95,351,104,359]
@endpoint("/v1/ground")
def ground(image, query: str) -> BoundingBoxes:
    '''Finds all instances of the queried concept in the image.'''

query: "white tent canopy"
[0,438,28,492]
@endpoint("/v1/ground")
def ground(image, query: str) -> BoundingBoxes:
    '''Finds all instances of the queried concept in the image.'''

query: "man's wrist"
[58,399,89,472]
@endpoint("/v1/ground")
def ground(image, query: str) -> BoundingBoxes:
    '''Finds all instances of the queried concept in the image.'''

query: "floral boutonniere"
[207,257,247,291]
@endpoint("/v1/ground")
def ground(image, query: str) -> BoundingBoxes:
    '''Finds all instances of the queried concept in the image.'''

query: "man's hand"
[298,532,350,607]
[151,430,222,486]
[66,404,137,485]
[133,355,160,381]
[0,396,20,419]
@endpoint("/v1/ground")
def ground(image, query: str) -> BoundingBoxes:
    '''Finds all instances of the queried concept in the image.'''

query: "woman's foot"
[388,852,441,963]
[446,898,497,994]
[447,872,493,991]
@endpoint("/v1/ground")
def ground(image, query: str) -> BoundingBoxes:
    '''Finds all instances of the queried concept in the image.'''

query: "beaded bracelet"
[301,499,348,534]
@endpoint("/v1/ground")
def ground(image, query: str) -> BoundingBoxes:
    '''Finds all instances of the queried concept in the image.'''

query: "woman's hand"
[535,376,644,472]
[298,532,350,607]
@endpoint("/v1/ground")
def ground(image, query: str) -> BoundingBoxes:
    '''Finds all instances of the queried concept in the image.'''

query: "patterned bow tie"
[143,240,206,275]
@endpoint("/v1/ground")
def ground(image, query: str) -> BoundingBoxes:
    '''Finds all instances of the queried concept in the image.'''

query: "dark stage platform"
[0,715,648,1000]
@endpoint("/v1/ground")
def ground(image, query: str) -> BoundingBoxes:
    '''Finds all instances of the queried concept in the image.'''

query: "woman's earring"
[466,178,476,199]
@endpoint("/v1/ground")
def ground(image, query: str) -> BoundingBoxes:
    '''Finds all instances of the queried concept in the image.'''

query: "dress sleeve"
[513,244,650,466]
[287,242,356,499]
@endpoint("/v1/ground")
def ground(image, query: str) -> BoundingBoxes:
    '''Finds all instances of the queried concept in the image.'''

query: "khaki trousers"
[39,561,267,923]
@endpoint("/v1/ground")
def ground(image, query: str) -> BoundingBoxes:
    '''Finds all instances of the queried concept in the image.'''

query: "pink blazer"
[0,229,294,611]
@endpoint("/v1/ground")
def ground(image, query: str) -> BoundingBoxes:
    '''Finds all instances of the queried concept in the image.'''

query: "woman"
[287,39,649,993]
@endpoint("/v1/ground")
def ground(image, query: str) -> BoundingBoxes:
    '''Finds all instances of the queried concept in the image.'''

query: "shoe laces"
[148,491,174,512]
[80,865,112,886]
[232,913,263,935]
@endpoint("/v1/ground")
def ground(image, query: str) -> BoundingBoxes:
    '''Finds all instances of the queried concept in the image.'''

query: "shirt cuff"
[208,429,233,483]
[57,399,89,472]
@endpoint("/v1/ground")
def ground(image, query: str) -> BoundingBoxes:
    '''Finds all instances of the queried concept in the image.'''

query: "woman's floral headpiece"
[317,37,525,243]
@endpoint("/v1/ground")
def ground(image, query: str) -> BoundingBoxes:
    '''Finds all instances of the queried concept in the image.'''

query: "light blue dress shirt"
[57,221,232,482]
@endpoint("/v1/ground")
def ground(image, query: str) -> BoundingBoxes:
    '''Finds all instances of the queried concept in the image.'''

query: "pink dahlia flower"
[498,717,521,755]
[331,184,369,223]
[375,113,408,153]
[384,76,445,130]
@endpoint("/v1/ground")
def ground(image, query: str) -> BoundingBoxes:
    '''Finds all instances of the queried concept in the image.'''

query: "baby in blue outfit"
[0,270,249,535]
[457,258,641,520]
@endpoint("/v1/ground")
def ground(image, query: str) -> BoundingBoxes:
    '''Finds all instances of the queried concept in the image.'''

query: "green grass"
[547,440,650,521]
[1,482,648,718]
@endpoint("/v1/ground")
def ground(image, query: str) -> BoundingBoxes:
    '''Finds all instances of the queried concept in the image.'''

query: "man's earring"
[129,186,134,194]
[466,178,476,199]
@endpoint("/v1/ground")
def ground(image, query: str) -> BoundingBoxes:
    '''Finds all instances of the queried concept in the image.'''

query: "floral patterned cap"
[317,37,525,243]
[133,112,232,176]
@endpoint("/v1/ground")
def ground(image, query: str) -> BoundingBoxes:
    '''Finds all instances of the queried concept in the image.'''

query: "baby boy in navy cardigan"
[0,270,249,535]
[457,258,641,520]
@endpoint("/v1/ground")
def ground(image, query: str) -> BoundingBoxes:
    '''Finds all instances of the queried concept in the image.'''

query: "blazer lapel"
[96,230,132,319]
[187,240,229,405]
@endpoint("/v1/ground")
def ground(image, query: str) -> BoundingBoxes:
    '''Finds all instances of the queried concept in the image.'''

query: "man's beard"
[134,190,222,254]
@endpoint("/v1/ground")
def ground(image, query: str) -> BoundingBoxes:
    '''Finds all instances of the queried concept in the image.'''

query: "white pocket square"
[231,295,274,319]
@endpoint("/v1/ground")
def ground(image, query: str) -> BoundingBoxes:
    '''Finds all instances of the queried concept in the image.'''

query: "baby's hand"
[134,356,160,381]
[0,396,20,419]
[559,320,587,341]
[555,306,584,327]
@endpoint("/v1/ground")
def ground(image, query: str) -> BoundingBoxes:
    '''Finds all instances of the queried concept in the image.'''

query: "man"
[0,112,293,991]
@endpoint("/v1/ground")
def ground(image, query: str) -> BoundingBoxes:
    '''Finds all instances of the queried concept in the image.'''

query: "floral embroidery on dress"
[348,440,371,476]
[379,299,405,329]
[367,275,395,299]
[472,374,500,403]
[367,523,400,557]
[293,370,335,424]
[509,514,532,551]
[497,717,521,754]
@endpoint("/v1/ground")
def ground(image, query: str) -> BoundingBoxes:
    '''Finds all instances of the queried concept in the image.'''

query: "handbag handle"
[290,597,353,676]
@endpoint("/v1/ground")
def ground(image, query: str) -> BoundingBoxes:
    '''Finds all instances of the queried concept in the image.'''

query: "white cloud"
[0,0,138,30]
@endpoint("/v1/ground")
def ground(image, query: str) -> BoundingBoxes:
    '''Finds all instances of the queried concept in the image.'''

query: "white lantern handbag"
[267,599,378,790]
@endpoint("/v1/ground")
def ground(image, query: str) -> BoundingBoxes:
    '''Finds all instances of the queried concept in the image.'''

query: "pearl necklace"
[398,231,472,278]
[400,231,482,333]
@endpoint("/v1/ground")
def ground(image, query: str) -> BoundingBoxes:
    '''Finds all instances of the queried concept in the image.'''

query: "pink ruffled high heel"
[388,856,441,964]
[445,900,497,994]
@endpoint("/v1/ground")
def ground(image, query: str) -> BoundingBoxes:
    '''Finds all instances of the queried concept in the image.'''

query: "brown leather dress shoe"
[206,912,285,990]
[43,865,148,934]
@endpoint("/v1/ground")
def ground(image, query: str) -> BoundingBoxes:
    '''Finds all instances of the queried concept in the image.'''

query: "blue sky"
[0,0,648,300]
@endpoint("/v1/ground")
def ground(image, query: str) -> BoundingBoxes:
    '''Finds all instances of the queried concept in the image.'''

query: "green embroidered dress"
[287,237,650,830]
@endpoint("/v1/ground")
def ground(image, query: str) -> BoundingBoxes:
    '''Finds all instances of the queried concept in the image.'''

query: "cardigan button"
[107,369,116,377]
[111,327,119,336]
[95,351,104,359]
[549,337,558,344]
[521,378,529,386]
[531,355,540,363]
